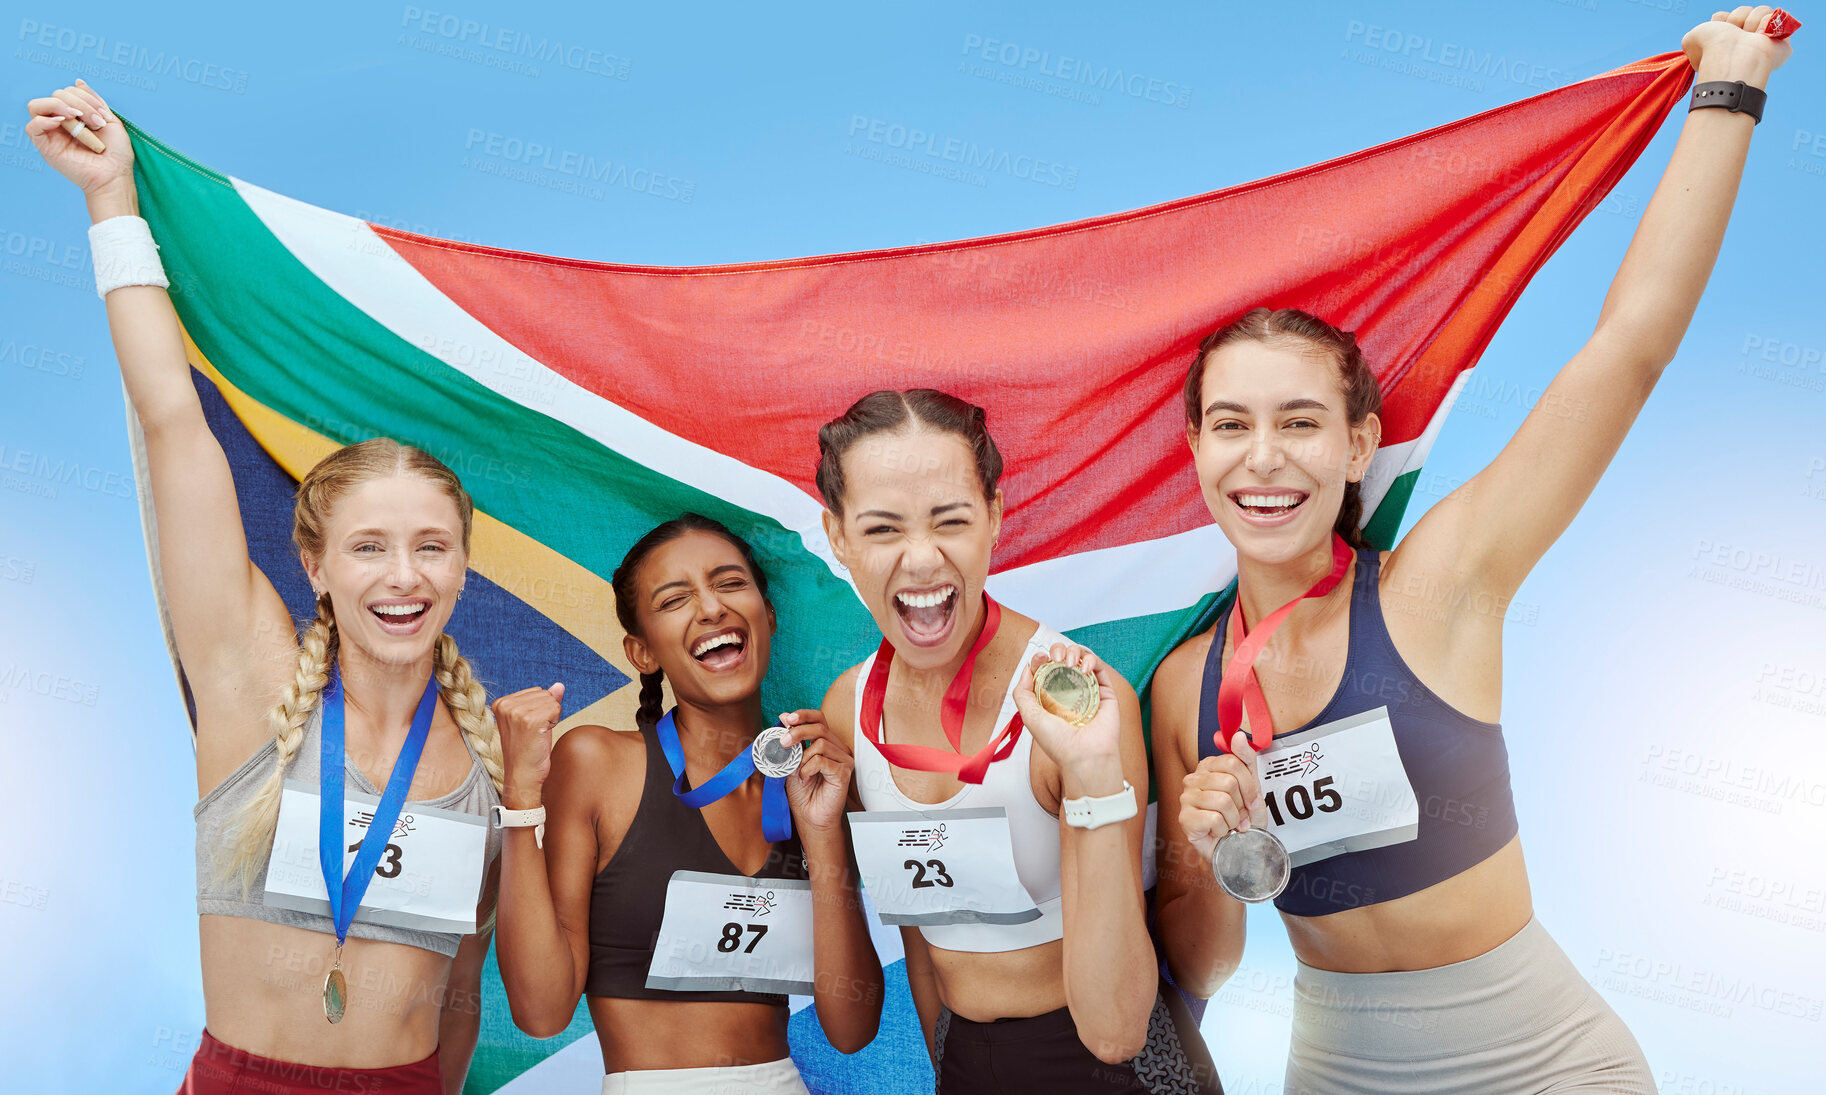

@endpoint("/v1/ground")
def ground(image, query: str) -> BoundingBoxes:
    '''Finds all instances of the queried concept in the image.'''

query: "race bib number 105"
[1255,707,1419,867]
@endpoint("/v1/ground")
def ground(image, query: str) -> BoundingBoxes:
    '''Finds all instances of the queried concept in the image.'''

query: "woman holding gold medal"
[816,390,1223,1092]
[1153,9,1794,1093]
[491,513,884,1093]
[26,83,507,1093]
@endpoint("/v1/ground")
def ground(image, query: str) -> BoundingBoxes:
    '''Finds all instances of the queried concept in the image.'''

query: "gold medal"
[322,943,347,1024]
[1033,661,1100,726]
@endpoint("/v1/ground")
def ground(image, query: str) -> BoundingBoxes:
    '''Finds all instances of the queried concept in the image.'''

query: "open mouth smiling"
[892,583,958,647]
[690,626,748,671]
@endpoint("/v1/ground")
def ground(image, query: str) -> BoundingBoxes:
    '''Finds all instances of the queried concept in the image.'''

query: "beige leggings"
[1284,918,1652,1095]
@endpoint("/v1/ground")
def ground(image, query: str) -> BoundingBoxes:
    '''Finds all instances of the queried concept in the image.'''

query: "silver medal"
[751,724,803,778]
[1212,826,1290,903]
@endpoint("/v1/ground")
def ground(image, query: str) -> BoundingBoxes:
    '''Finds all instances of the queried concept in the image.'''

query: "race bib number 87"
[647,871,816,996]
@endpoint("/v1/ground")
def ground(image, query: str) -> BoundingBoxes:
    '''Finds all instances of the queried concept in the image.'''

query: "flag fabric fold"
[123,51,1692,1093]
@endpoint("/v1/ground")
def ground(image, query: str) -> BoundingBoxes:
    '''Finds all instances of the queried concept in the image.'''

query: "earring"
[456,587,465,600]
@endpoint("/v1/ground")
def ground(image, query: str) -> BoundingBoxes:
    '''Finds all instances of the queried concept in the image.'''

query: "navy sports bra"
[1197,546,1518,917]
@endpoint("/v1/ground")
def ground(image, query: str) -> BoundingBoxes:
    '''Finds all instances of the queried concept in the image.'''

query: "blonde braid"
[434,632,503,934]
[221,604,338,897]
[434,633,504,796]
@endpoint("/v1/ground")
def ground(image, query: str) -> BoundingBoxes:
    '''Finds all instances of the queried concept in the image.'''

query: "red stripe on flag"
[373,53,1691,572]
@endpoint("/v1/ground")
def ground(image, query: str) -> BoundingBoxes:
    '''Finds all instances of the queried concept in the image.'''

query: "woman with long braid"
[491,513,883,1093]
[27,82,506,1094]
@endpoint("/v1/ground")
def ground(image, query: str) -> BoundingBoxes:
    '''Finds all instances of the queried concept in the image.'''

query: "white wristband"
[1062,780,1138,830]
[89,214,169,299]
[492,804,547,848]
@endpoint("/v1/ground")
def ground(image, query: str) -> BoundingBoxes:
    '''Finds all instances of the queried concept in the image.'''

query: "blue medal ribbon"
[319,665,440,944]
[655,708,793,843]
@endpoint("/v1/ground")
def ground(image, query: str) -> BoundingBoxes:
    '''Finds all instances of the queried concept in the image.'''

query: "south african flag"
[123,50,1692,1093]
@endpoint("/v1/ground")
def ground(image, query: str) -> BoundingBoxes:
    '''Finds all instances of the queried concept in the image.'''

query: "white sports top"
[851,622,1065,953]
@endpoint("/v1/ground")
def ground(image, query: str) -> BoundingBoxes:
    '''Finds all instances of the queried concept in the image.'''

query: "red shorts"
[177,1029,442,1094]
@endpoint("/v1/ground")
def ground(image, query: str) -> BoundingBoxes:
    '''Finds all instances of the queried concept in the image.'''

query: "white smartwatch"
[1062,780,1138,830]
[492,804,547,848]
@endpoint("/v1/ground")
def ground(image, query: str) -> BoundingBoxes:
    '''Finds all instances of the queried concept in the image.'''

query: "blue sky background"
[2,1,1823,1091]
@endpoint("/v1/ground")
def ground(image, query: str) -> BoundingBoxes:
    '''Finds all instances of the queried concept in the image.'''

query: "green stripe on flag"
[124,118,872,711]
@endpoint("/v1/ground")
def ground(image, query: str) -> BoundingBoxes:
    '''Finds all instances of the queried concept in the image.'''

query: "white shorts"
[601,1057,808,1095]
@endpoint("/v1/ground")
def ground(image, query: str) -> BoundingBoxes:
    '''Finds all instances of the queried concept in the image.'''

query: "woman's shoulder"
[551,722,646,781]
[1155,624,1218,697]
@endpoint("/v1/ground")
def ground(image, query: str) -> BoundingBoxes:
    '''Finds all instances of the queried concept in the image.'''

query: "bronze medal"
[322,943,347,1024]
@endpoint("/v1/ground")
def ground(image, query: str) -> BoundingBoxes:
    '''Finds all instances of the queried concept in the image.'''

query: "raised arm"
[1015,645,1156,1064]
[1398,9,1794,600]
[1150,636,1248,998]
[27,83,295,759]
[492,686,603,1037]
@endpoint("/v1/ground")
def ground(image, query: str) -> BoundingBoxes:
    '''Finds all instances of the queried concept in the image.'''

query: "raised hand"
[1011,642,1125,794]
[780,708,854,836]
[25,81,132,201]
[1682,6,1795,83]
[491,683,565,810]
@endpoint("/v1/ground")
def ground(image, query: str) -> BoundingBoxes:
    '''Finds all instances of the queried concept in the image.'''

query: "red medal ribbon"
[1215,534,1355,754]
[859,593,1023,784]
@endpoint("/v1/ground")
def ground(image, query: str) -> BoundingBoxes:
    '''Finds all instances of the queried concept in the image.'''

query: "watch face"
[1212,826,1290,903]
[752,724,803,778]
[1033,661,1099,726]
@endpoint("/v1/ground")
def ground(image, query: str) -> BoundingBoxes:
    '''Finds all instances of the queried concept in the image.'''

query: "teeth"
[371,603,425,616]
[1236,493,1304,509]
[693,633,741,657]
[896,587,955,610]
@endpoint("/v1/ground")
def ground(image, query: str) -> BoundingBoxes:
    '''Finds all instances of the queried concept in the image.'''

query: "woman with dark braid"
[492,513,883,1093]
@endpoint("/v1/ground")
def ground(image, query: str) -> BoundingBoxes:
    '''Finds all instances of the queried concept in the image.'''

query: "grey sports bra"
[194,702,501,957]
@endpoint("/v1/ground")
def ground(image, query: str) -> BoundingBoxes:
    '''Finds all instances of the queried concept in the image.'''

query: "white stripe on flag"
[233,178,1462,634]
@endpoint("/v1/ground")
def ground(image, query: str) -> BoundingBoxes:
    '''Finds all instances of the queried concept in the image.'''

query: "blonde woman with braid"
[27,81,505,1095]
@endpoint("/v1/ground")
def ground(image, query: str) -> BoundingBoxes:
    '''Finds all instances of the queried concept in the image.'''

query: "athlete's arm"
[26,83,295,760]
[781,707,885,1053]
[437,862,497,1094]
[1017,645,1156,1063]
[1395,10,1792,603]
[899,926,944,1066]
[1151,637,1249,998]
[493,685,609,1037]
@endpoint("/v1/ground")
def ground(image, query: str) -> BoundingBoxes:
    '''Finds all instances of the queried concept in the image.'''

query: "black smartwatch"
[1689,80,1767,124]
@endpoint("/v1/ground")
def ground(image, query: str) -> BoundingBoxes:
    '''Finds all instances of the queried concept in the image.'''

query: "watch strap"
[1062,780,1138,830]
[492,804,547,848]
[1689,80,1766,124]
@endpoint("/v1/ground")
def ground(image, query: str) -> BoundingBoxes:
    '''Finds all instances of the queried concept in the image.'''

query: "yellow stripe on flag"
[181,328,647,733]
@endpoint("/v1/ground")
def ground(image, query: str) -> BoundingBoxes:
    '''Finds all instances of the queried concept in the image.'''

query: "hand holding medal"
[774,709,857,836]
[1203,534,1355,902]
[1011,643,1123,784]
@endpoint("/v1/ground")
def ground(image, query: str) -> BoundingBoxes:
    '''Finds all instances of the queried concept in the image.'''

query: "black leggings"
[935,979,1223,1094]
